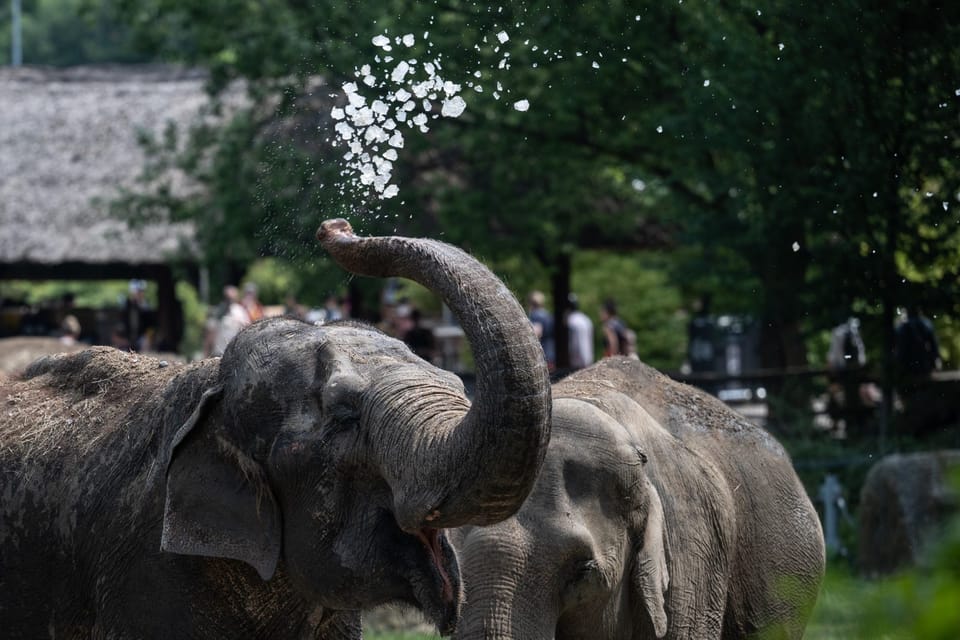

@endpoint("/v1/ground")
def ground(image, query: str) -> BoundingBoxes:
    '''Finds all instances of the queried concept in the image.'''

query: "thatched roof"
[0,65,228,268]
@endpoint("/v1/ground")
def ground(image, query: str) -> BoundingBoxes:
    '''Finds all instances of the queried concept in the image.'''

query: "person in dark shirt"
[600,298,635,358]
[895,306,941,380]
[403,308,436,364]
[527,291,555,369]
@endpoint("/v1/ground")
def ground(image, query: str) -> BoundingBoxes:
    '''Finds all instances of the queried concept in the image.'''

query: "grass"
[363,565,896,640]
[805,564,865,640]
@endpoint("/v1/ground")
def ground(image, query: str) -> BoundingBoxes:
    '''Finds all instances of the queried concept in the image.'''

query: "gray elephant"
[858,449,960,577]
[0,219,551,639]
[451,358,825,639]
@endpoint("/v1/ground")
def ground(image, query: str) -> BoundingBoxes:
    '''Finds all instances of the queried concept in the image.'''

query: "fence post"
[818,473,844,555]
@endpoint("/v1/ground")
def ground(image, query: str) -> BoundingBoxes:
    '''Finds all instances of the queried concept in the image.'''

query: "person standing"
[825,316,871,433]
[403,308,437,363]
[827,316,867,372]
[895,306,941,380]
[565,294,594,369]
[209,285,250,357]
[600,298,635,358]
[527,291,555,370]
[59,315,81,346]
[241,282,265,323]
[124,279,147,351]
[687,295,717,374]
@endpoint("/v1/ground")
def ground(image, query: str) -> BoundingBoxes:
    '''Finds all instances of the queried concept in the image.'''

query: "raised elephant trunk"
[318,219,551,530]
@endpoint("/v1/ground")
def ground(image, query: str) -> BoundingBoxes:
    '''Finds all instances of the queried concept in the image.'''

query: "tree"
[650,1,960,423]
[102,0,960,384]
[0,0,148,65]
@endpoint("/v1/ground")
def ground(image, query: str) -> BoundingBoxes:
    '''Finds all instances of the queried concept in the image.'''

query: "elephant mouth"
[417,527,454,602]
[411,527,460,635]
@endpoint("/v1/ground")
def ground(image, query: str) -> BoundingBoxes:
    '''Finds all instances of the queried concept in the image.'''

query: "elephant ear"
[161,385,282,581]
[632,480,670,639]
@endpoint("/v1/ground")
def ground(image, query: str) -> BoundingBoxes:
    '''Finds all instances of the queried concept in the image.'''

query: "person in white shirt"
[208,285,251,357]
[566,294,594,369]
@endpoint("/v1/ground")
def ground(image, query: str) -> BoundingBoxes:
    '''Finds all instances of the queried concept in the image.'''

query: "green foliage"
[174,280,206,359]
[242,258,299,306]
[92,0,960,372]
[0,0,148,65]
[805,483,960,640]
[0,280,149,309]
[854,472,960,639]
[392,280,443,316]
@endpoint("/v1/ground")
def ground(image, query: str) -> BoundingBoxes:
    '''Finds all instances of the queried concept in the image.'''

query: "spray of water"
[328,29,538,205]
[326,20,641,209]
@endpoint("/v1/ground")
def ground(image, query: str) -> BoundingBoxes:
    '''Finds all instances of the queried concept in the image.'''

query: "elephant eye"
[326,399,360,426]
[561,559,606,609]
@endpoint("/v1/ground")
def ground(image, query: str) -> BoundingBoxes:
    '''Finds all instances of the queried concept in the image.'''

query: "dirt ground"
[0,336,84,374]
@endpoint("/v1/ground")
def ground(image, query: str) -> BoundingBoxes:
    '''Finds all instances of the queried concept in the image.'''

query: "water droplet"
[441,96,467,117]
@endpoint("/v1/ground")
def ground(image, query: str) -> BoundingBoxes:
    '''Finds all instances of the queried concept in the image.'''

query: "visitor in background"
[827,316,867,372]
[527,290,555,370]
[323,294,344,322]
[206,285,250,357]
[59,315,81,346]
[392,297,416,339]
[895,305,941,382]
[600,298,636,358]
[565,294,594,370]
[241,282,265,322]
[687,294,717,374]
[825,315,875,433]
[283,293,306,321]
[110,323,131,351]
[404,308,436,363]
[124,279,147,351]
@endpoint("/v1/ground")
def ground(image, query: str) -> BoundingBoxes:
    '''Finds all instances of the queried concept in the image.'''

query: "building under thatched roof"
[0,65,232,348]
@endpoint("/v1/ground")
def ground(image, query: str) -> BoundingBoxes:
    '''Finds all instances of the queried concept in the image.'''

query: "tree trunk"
[551,252,572,372]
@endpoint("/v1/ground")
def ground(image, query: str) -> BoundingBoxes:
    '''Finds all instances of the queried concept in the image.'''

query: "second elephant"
[452,358,825,640]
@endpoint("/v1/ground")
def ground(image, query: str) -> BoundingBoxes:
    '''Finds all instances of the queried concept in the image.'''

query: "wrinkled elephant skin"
[0,221,551,639]
[452,358,825,640]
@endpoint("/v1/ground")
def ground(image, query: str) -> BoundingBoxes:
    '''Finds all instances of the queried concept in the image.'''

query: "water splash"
[330,30,529,204]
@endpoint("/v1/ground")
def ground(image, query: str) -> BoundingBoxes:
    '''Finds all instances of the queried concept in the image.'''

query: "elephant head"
[450,397,669,640]
[160,219,552,633]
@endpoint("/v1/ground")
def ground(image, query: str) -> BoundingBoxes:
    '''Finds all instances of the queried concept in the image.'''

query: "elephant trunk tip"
[317,218,355,244]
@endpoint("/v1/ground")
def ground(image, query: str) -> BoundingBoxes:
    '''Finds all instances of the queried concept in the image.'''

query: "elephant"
[858,449,960,577]
[450,358,825,639]
[0,219,552,639]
